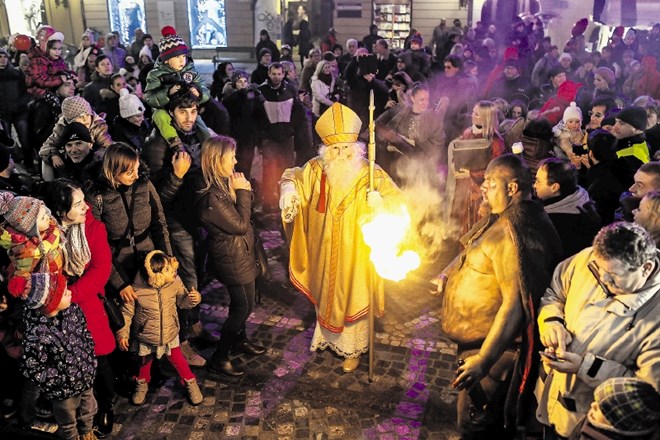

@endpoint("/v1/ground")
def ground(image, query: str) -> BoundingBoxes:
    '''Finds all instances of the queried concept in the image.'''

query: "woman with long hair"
[41,178,116,437]
[195,136,265,377]
[448,100,506,235]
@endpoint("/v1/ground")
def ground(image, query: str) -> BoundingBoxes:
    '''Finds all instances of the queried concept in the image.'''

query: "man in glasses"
[432,154,562,439]
[586,97,616,131]
[536,222,660,439]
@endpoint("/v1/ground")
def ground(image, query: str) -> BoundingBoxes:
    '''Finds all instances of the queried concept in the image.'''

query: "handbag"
[253,230,271,305]
[98,294,125,332]
[254,232,271,282]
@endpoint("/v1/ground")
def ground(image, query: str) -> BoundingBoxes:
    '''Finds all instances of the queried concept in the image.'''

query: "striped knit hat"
[159,26,188,63]
[25,272,67,314]
[0,191,46,236]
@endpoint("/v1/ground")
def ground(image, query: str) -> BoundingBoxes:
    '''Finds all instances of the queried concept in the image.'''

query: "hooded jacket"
[117,273,195,347]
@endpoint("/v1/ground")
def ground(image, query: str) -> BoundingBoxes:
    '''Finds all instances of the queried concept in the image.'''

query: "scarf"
[61,223,91,277]
[318,72,332,86]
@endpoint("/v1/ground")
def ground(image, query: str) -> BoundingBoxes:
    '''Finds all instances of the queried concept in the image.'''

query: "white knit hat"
[119,89,144,118]
[563,102,582,123]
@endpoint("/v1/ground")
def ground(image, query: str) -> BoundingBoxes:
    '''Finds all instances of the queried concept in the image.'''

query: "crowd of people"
[0,12,657,440]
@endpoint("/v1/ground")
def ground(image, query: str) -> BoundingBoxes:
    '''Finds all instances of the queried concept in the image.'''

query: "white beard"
[320,143,365,201]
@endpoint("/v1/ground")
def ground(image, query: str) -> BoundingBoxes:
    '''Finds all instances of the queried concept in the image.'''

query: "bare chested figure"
[432,154,562,439]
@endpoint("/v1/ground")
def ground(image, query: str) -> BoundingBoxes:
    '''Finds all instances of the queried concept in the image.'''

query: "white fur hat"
[119,89,144,119]
[563,102,582,123]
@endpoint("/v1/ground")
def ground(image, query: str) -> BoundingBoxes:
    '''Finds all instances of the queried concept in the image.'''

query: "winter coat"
[194,177,258,286]
[0,221,64,299]
[53,150,101,186]
[251,63,270,87]
[21,304,97,400]
[541,186,602,259]
[87,165,172,295]
[256,79,312,147]
[222,87,262,148]
[142,126,210,235]
[68,208,115,356]
[0,63,30,117]
[144,58,210,110]
[109,116,152,153]
[255,38,280,62]
[583,161,628,225]
[98,88,121,124]
[535,248,660,437]
[310,76,335,116]
[39,113,112,164]
[25,45,75,99]
[102,45,126,71]
[117,273,194,347]
[28,94,62,152]
[82,72,113,115]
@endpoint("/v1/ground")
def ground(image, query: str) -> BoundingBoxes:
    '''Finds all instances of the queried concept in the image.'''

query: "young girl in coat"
[116,250,203,406]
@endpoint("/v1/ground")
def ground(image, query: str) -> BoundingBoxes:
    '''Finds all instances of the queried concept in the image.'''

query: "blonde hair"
[199,135,237,198]
[102,142,139,189]
[476,100,500,140]
[641,191,660,243]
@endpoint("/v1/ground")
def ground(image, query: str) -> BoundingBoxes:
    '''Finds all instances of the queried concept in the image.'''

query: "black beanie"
[615,106,648,131]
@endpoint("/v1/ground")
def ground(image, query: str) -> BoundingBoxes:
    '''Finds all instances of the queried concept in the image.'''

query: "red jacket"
[69,207,115,356]
[25,45,75,98]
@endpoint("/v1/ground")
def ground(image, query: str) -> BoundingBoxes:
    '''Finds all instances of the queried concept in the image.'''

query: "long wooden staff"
[368,90,375,382]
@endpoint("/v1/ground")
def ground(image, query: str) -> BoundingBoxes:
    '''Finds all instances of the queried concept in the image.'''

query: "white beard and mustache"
[319,142,366,198]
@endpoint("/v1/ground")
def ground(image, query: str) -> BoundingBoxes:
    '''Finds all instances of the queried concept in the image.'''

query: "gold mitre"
[315,102,362,145]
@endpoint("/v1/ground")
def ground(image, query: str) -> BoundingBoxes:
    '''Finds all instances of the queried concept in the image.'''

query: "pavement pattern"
[2,215,461,440]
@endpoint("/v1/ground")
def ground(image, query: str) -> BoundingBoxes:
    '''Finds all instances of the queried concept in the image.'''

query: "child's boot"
[184,378,203,406]
[132,379,149,406]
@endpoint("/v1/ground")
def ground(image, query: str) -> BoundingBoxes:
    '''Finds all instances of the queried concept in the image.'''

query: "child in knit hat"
[38,95,113,182]
[0,191,63,299]
[553,101,587,160]
[20,272,98,440]
[571,377,660,439]
[144,26,211,152]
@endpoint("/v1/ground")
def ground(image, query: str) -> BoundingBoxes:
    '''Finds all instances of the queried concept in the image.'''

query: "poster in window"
[188,0,228,48]
[108,0,146,46]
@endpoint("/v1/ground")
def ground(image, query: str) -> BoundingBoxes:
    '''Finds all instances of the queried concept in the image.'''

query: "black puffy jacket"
[194,176,257,286]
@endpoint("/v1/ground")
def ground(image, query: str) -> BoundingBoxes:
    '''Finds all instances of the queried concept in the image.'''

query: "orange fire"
[361,205,421,281]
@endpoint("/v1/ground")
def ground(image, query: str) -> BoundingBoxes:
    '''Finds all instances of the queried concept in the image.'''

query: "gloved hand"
[367,191,383,209]
[280,181,301,223]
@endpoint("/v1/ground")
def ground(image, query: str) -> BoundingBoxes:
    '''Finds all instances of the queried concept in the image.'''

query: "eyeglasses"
[588,111,604,118]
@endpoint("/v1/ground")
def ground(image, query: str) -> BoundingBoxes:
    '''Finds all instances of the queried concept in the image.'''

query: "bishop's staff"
[368,90,376,382]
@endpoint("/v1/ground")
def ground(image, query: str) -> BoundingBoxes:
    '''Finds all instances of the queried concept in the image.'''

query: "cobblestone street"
[3,215,461,440]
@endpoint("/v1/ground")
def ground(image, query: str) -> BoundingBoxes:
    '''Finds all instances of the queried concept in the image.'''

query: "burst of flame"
[361,205,421,281]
